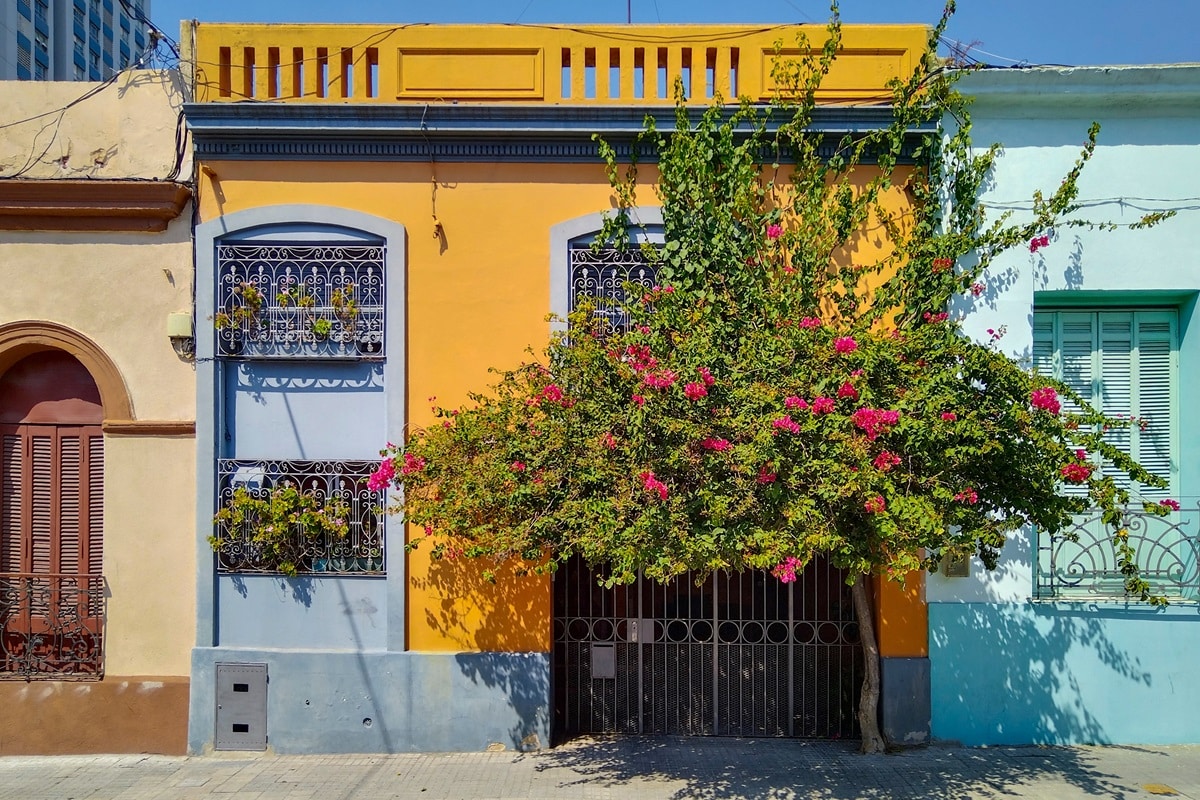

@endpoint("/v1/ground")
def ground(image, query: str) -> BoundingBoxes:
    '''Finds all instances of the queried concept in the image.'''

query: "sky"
[149,0,1199,68]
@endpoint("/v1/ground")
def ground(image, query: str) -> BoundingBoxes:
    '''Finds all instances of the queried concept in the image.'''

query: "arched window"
[0,351,105,678]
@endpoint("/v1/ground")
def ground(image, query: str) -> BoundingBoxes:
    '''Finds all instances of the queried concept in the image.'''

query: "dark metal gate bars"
[553,556,862,740]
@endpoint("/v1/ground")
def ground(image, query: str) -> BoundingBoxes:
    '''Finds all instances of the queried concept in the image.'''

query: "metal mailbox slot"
[590,643,616,679]
[215,662,268,750]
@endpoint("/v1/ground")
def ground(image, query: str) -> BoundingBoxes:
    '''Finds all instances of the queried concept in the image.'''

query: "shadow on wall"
[527,737,1156,799]
[412,555,552,750]
[930,601,1200,746]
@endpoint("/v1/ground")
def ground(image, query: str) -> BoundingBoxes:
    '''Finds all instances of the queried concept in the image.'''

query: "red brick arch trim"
[0,321,134,423]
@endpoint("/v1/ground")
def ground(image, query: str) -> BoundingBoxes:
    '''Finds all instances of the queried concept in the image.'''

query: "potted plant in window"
[211,482,352,576]
[214,281,266,355]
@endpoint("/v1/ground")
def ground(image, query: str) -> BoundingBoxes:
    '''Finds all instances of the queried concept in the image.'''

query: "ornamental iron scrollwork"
[1036,508,1200,601]
[215,459,385,575]
[570,246,658,335]
[0,573,105,680]
[215,242,385,358]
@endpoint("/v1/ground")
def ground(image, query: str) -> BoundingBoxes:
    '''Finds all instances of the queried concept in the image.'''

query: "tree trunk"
[851,573,886,754]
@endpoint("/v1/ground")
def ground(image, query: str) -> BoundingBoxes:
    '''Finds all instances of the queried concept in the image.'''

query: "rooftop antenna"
[627,0,631,23]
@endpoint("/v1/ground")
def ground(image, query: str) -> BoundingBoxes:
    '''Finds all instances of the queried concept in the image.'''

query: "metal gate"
[552,556,862,740]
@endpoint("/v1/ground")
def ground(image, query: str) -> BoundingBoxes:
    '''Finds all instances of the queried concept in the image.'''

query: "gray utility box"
[215,662,268,750]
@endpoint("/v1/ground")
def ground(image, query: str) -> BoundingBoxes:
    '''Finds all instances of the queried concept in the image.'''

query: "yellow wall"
[198,159,922,653]
[186,23,928,105]
[199,160,617,652]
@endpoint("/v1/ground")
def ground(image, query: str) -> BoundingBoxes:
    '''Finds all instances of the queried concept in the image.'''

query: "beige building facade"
[0,69,195,754]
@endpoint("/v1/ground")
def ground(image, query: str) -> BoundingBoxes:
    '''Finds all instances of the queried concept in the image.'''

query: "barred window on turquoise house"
[1031,308,1193,601]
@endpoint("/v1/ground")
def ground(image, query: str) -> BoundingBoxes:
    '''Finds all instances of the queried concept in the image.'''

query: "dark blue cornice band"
[184,103,934,164]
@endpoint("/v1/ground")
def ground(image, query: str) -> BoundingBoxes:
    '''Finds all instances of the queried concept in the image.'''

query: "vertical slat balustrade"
[189,23,927,105]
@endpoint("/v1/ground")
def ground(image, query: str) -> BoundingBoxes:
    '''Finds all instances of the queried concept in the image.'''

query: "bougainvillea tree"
[368,4,1174,752]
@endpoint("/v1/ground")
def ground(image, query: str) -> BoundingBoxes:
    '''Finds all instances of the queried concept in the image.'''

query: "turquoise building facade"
[930,65,1200,745]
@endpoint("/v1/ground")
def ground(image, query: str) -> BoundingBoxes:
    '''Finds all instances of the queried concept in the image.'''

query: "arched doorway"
[0,351,105,678]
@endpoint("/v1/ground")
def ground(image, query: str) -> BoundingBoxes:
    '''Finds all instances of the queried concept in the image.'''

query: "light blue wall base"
[216,575,389,651]
[930,602,1200,746]
[188,648,550,754]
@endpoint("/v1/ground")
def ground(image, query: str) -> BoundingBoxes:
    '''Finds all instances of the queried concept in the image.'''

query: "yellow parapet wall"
[185,22,928,105]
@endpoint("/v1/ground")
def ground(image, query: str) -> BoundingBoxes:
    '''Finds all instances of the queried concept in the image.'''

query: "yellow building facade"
[185,21,930,753]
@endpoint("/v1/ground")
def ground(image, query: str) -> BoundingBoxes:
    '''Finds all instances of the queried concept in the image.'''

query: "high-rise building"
[0,0,154,82]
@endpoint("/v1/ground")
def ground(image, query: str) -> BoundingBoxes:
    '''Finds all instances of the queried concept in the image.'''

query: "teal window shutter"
[1032,308,1178,501]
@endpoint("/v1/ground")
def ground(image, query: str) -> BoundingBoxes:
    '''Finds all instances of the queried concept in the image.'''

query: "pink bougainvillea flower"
[812,397,835,415]
[850,369,864,378]
[541,384,564,403]
[766,223,783,240]
[834,337,858,354]
[941,412,957,421]
[971,282,986,297]
[698,366,716,386]
[624,344,658,373]
[1075,449,1088,461]
[366,458,395,491]
[757,466,777,484]
[642,369,678,390]
[784,396,809,411]
[772,415,801,434]
[873,451,901,472]
[953,487,978,505]
[635,324,651,335]
[1060,462,1092,483]
[1161,499,1182,511]
[837,381,859,401]
[700,437,732,452]
[1030,387,1061,415]
[923,311,949,324]
[400,452,426,476]
[798,317,822,329]
[602,432,618,450]
[864,495,886,514]
[850,408,900,440]
[684,381,708,401]
[639,470,669,501]
[1029,234,1051,253]
[510,461,527,472]
[631,394,646,407]
[931,257,953,273]
[772,556,801,583]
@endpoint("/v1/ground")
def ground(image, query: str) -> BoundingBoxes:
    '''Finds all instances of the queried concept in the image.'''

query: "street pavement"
[1,738,1198,800]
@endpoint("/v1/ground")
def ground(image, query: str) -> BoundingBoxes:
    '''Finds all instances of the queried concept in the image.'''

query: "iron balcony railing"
[215,242,386,359]
[215,459,385,575]
[1035,508,1200,602]
[0,573,105,680]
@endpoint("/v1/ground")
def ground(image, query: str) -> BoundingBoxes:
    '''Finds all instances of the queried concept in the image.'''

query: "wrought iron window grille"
[569,245,659,336]
[215,460,385,575]
[0,573,105,680]
[215,242,385,359]
[1034,507,1200,602]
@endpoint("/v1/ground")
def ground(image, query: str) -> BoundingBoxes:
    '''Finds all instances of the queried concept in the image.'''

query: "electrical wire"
[777,0,816,23]
[0,43,186,180]
[514,0,537,24]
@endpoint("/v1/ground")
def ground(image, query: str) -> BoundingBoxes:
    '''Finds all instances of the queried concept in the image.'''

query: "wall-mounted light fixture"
[167,310,195,359]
